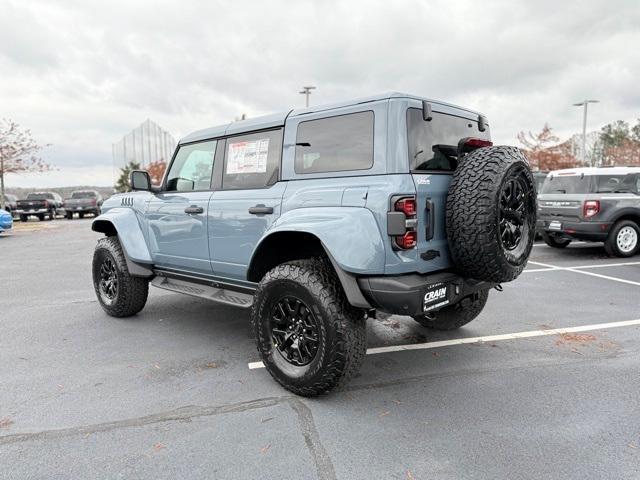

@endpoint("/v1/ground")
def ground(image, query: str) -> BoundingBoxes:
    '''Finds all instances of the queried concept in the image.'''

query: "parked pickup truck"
[64,190,103,219]
[16,192,63,222]
[90,92,536,396]
[537,166,640,257]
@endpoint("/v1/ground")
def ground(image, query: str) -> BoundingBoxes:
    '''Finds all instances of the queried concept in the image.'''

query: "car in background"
[0,208,13,234]
[532,171,549,193]
[2,194,18,217]
[15,192,64,222]
[537,166,640,257]
[63,190,103,219]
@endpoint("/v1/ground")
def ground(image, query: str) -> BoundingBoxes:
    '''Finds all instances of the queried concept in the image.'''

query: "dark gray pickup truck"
[537,167,640,257]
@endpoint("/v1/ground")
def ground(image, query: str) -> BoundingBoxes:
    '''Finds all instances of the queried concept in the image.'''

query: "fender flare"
[92,208,153,277]
[609,207,640,226]
[249,207,386,309]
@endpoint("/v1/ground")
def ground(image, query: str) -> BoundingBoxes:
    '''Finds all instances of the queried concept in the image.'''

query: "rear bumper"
[65,206,97,212]
[357,271,494,316]
[536,218,610,241]
[15,208,48,215]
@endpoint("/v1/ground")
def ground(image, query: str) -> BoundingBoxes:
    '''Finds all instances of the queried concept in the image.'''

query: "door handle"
[184,206,204,214]
[248,205,274,215]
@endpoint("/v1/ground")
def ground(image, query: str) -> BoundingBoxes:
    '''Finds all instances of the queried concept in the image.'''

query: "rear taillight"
[583,200,600,218]
[458,137,493,155]
[394,197,417,216]
[43,200,49,208]
[391,195,418,250]
[396,231,417,249]
[91,198,97,205]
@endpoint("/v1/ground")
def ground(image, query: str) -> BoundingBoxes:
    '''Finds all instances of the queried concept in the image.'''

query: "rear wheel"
[66,212,73,220]
[604,220,639,257]
[542,232,571,249]
[446,146,536,283]
[79,212,85,219]
[252,259,366,396]
[20,215,28,222]
[412,289,489,330]
[92,236,149,317]
[37,214,44,221]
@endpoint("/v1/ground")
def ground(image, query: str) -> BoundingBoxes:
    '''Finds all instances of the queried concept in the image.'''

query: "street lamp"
[573,99,599,166]
[299,86,316,108]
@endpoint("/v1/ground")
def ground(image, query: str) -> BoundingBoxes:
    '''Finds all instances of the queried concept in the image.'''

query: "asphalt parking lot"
[1,219,639,480]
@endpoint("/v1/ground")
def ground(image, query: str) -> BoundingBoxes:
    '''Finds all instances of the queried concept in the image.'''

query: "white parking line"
[247,318,640,369]
[528,260,640,287]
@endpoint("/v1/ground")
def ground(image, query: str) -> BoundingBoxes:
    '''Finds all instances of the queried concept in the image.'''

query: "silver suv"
[537,166,640,257]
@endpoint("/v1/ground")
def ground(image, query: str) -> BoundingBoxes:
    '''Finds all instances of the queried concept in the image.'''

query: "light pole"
[573,99,599,166]
[299,86,316,108]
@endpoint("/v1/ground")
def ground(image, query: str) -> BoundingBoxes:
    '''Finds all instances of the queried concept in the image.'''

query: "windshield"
[71,191,95,199]
[26,193,51,200]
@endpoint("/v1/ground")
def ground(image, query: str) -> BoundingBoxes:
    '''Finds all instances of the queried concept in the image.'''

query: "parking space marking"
[529,260,640,286]
[524,261,640,274]
[247,318,640,369]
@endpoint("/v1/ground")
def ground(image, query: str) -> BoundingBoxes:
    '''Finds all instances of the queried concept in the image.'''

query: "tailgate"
[538,194,584,221]
[411,173,453,272]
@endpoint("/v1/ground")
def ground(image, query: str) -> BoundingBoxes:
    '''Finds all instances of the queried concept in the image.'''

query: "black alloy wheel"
[498,172,532,251]
[98,256,118,303]
[270,296,320,367]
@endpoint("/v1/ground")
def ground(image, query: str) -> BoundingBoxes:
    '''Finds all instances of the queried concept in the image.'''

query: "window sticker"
[227,139,270,174]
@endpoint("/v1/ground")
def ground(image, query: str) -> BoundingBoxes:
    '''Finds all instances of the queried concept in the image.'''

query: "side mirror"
[130,170,151,191]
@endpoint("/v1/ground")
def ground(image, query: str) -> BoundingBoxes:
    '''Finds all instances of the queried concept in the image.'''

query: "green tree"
[600,120,630,148]
[114,161,141,193]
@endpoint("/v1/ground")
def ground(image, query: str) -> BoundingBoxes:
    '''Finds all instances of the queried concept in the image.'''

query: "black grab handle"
[248,205,274,215]
[425,199,435,241]
[184,206,204,214]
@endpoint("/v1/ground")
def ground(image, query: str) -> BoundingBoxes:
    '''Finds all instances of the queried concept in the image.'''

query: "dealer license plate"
[423,283,451,312]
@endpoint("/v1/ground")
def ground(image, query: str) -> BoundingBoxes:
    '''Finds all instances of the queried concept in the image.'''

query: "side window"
[222,129,282,190]
[165,140,217,192]
[294,111,374,174]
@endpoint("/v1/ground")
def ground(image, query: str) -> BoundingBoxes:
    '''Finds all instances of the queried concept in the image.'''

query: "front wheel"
[542,232,571,249]
[605,220,639,257]
[252,259,366,396]
[412,289,489,331]
[92,236,149,317]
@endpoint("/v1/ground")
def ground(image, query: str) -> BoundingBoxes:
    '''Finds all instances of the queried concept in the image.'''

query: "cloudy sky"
[2,0,639,187]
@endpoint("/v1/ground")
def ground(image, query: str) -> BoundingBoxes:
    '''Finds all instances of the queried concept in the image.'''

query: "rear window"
[71,191,96,199]
[407,108,489,172]
[294,111,374,174]
[26,193,50,200]
[541,173,640,194]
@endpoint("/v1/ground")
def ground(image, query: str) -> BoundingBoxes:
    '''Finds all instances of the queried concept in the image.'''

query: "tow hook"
[494,284,503,292]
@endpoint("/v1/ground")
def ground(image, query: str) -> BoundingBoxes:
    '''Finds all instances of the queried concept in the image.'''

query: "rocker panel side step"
[151,276,253,308]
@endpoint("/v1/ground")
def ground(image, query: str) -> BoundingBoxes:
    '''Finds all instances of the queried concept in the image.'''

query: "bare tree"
[0,119,51,209]
[517,123,579,171]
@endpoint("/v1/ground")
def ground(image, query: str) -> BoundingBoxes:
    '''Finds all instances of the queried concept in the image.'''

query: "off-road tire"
[604,220,640,258]
[20,215,28,222]
[252,259,366,396]
[92,236,149,317]
[542,232,571,249]
[412,289,489,330]
[446,146,536,283]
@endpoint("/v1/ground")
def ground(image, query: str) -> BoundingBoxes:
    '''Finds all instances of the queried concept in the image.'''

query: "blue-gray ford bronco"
[91,93,536,396]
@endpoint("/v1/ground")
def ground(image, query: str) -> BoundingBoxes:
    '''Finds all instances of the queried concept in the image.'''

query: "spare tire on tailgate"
[446,146,536,283]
